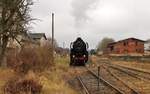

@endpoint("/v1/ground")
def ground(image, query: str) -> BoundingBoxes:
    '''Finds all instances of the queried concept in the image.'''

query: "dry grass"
[39,56,78,94]
[7,46,54,74]
[39,70,77,94]
[0,46,78,94]
[0,68,15,94]
[4,71,42,94]
[1,53,77,94]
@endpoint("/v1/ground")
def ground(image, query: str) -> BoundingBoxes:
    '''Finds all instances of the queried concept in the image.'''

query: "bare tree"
[0,0,33,65]
[97,37,115,52]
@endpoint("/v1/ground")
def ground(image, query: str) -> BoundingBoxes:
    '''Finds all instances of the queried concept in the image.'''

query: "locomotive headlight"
[83,55,86,57]
[73,55,75,58]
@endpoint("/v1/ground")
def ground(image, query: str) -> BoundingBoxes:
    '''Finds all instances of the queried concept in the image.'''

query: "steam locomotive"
[70,37,89,66]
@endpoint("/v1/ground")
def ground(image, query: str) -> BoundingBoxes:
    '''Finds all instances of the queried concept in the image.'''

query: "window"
[136,49,138,52]
[124,42,126,46]
[135,41,138,46]
[110,46,114,51]
[124,41,128,46]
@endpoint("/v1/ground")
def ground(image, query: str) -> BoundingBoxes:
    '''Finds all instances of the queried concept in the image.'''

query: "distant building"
[106,38,145,54]
[144,40,150,55]
[7,34,34,50]
[7,33,47,50]
[28,33,47,40]
[28,33,47,46]
[7,35,24,49]
[145,40,150,51]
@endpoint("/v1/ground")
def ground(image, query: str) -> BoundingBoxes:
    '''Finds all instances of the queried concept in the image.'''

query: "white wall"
[40,37,47,46]
[145,42,150,51]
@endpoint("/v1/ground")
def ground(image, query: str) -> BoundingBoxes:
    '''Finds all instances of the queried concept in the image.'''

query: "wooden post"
[98,66,100,90]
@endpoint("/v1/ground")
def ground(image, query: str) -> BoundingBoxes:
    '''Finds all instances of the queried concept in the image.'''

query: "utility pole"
[52,13,54,63]
[63,42,65,49]
[63,42,65,56]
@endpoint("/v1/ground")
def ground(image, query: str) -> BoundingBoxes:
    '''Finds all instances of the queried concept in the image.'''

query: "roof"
[118,38,145,43]
[108,38,145,46]
[28,33,47,40]
[145,39,150,43]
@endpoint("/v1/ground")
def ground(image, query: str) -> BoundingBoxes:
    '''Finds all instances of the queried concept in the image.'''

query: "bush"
[4,77,42,94]
[7,46,54,74]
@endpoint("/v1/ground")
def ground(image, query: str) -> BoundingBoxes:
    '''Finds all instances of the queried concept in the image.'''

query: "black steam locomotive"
[70,37,89,66]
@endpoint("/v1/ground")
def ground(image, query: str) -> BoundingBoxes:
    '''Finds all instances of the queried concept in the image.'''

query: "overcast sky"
[31,0,150,49]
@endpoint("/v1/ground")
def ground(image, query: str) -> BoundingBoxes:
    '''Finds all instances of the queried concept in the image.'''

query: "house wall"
[145,42,150,51]
[107,39,144,54]
[40,37,47,46]
[7,35,22,49]
[6,34,48,52]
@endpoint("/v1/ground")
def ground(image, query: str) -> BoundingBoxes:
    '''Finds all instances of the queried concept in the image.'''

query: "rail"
[102,65,140,94]
[77,76,90,94]
[86,68,125,94]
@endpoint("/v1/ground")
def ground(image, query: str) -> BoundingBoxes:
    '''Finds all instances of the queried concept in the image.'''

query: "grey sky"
[31,0,150,49]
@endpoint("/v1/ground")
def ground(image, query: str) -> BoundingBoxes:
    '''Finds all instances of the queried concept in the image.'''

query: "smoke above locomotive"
[70,37,89,66]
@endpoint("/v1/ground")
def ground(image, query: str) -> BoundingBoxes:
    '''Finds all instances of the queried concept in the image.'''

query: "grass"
[1,44,79,94]
[39,56,78,94]
[0,68,15,94]
[40,70,77,94]
[0,56,78,94]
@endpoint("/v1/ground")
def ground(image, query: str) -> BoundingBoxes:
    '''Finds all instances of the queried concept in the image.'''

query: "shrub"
[7,46,54,74]
[4,77,42,94]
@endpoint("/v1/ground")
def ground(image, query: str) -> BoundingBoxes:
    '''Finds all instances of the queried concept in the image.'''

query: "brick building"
[106,38,145,54]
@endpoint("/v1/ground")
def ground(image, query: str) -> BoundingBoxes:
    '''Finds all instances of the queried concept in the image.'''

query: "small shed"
[28,33,47,40]
[28,33,47,46]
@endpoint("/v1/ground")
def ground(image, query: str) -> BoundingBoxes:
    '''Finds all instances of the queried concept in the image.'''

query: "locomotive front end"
[70,37,89,66]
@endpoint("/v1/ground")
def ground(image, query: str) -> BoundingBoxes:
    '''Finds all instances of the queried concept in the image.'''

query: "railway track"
[95,60,150,94]
[100,65,140,94]
[98,60,150,81]
[108,64,150,82]
[111,64,150,81]
[73,59,150,94]
[77,76,90,94]
[77,67,126,94]
[105,64,150,94]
